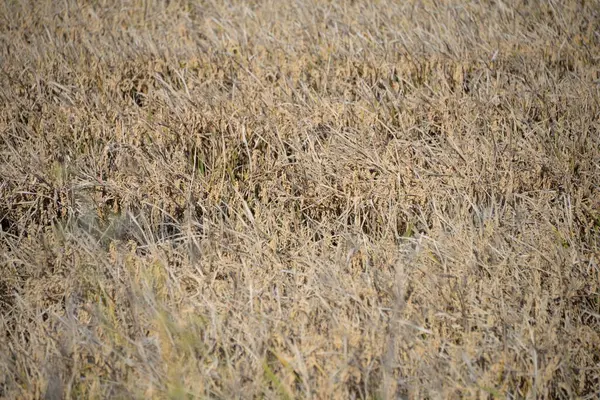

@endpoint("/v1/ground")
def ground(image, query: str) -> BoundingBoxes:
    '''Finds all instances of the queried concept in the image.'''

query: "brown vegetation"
[1,0,599,398]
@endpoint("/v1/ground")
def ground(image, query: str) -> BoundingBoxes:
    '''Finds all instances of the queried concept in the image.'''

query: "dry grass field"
[1,0,599,398]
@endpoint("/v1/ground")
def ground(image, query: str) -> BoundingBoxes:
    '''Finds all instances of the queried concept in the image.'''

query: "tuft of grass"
[1,0,600,398]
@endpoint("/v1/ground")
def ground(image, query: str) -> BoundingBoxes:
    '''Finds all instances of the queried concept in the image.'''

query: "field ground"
[1,0,600,398]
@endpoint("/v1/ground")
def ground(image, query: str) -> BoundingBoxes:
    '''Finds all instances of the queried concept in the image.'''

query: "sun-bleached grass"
[1,0,599,398]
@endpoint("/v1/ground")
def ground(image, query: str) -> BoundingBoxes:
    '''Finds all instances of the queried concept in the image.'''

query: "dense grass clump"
[1,0,599,398]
